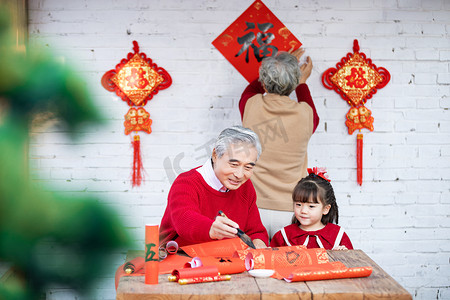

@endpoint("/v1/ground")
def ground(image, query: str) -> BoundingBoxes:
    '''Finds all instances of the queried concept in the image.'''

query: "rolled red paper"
[184,257,203,268]
[114,256,145,290]
[124,256,145,273]
[159,240,179,259]
[171,266,219,281]
[284,263,372,282]
[145,224,159,284]
[178,275,231,285]
[186,256,246,275]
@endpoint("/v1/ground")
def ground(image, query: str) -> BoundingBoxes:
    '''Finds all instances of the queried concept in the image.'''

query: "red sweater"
[270,223,353,250]
[159,168,269,247]
[239,79,320,133]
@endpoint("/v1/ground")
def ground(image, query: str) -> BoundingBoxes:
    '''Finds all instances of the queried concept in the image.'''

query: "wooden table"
[116,249,412,300]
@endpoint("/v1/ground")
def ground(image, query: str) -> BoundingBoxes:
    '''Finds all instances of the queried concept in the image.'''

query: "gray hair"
[214,126,262,159]
[259,51,300,96]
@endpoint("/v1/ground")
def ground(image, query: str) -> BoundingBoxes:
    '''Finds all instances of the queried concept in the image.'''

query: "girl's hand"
[209,216,239,240]
[333,245,348,251]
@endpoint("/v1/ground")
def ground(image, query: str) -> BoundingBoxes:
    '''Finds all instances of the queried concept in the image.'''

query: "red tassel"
[132,135,143,187]
[356,133,363,186]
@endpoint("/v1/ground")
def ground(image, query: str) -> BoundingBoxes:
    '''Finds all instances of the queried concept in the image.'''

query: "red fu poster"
[212,0,302,82]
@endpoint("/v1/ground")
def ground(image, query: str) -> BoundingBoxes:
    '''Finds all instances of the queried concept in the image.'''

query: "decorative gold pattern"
[112,54,164,106]
[345,105,374,134]
[124,107,152,135]
[330,53,383,107]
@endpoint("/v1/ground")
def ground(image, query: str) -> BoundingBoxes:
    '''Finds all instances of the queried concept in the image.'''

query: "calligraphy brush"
[218,210,256,249]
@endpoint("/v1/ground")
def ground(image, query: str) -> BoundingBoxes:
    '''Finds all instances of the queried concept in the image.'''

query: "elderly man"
[159,126,268,248]
[239,49,320,238]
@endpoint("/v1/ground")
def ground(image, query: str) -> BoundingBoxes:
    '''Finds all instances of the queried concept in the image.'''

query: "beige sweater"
[243,93,314,211]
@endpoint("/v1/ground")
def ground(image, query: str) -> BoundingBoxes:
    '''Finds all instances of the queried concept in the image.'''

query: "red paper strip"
[171,266,219,281]
[181,238,248,257]
[178,275,231,285]
[234,245,328,270]
[212,0,302,82]
[284,262,373,282]
[145,224,159,284]
[186,256,246,275]
[159,254,192,274]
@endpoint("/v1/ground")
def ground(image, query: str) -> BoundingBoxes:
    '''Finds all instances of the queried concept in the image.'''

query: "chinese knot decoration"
[322,40,390,185]
[102,41,172,186]
[212,0,302,82]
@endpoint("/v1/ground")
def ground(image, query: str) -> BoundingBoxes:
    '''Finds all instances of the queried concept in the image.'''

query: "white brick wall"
[27,0,449,299]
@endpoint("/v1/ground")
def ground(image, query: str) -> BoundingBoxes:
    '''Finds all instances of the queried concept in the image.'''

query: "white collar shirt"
[196,159,228,192]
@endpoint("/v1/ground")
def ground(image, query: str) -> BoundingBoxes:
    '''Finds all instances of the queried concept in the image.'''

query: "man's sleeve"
[295,83,320,133]
[239,79,265,120]
[166,177,214,244]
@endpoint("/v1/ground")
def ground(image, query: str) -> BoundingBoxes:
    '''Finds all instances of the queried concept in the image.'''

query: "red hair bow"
[307,167,331,182]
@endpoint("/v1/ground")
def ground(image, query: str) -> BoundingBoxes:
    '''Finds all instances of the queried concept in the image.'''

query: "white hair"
[214,126,262,159]
[259,51,300,96]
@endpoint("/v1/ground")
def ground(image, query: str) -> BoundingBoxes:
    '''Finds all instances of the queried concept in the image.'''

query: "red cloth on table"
[270,223,353,250]
[159,168,268,247]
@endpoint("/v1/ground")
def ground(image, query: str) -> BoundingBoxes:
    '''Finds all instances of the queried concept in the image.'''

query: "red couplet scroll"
[145,224,159,284]
[284,262,373,282]
[171,266,220,282]
[177,275,231,285]
[181,238,248,257]
[234,245,328,271]
[186,256,246,275]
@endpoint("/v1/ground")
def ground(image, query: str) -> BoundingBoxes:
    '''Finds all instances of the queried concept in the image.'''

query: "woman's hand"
[209,216,239,240]
[288,47,305,61]
[299,56,313,84]
[289,47,313,84]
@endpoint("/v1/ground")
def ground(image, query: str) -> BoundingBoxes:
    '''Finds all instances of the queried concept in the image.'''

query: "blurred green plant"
[0,9,131,300]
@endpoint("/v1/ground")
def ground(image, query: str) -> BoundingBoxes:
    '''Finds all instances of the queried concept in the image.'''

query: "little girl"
[270,168,353,250]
